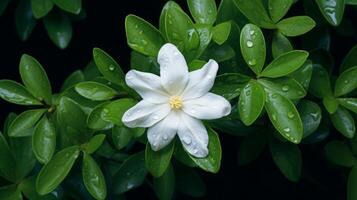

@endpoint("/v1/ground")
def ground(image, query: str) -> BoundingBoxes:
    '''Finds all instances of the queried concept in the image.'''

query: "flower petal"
[177,113,208,158]
[158,43,189,95]
[125,70,169,103]
[183,93,231,120]
[182,59,218,100]
[122,100,171,128]
[147,111,180,151]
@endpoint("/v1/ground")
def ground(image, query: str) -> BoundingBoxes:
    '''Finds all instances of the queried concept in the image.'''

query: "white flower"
[122,43,231,158]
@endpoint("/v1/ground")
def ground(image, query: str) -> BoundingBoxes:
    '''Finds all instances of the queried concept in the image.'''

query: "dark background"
[0,0,355,199]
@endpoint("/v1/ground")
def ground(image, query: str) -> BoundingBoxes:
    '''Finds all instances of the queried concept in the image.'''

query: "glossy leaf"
[145,142,174,177]
[36,146,80,195]
[101,98,137,126]
[240,24,266,75]
[52,0,81,14]
[309,64,333,98]
[233,0,275,28]
[61,70,85,92]
[113,152,147,194]
[87,103,113,130]
[44,11,72,49]
[238,80,266,125]
[0,80,42,105]
[335,66,357,97]
[20,54,52,104]
[277,16,316,37]
[297,100,322,138]
[272,32,293,59]
[187,0,217,25]
[84,134,106,154]
[258,78,306,99]
[189,127,221,173]
[82,153,107,200]
[33,115,56,164]
[0,133,17,182]
[289,60,313,90]
[270,137,302,182]
[153,165,175,200]
[212,21,231,45]
[338,98,357,114]
[31,0,53,19]
[238,132,266,165]
[265,93,303,143]
[325,141,355,167]
[8,109,46,137]
[211,74,250,100]
[315,0,345,26]
[75,81,117,101]
[112,126,133,150]
[15,0,37,41]
[268,0,294,22]
[341,44,357,72]
[260,50,309,78]
[323,96,339,114]
[125,15,165,57]
[173,140,197,167]
[330,107,356,138]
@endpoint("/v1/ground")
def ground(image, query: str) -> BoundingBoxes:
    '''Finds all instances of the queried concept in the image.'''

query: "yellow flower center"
[169,96,183,110]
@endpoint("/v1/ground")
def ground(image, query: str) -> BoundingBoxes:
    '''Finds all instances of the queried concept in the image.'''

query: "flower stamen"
[169,96,183,110]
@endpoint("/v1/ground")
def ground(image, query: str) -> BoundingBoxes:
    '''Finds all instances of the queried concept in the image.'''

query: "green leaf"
[145,142,174,177]
[33,115,56,164]
[52,0,81,14]
[187,0,217,25]
[268,0,294,22]
[20,54,52,104]
[258,77,306,99]
[173,140,197,167]
[297,100,322,138]
[0,133,17,182]
[233,0,275,29]
[309,64,333,98]
[211,73,251,100]
[61,70,85,92]
[272,32,293,59]
[189,127,221,173]
[112,126,133,150]
[113,152,147,194]
[346,0,357,4]
[269,137,302,182]
[316,0,345,26]
[338,98,357,114]
[31,0,53,19]
[238,80,266,125]
[265,93,303,143]
[125,15,165,57]
[240,23,266,75]
[0,185,22,200]
[277,16,316,37]
[0,80,42,105]
[288,60,313,90]
[330,107,356,138]
[212,21,231,45]
[75,81,117,101]
[238,132,266,165]
[20,176,56,200]
[189,59,206,71]
[130,51,159,73]
[93,48,126,87]
[325,141,355,167]
[82,153,107,200]
[153,165,175,200]
[341,44,357,72]
[44,11,72,49]
[36,146,80,195]
[8,109,46,137]
[323,96,339,114]
[260,50,309,78]
[84,134,106,154]
[87,103,113,130]
[175,165,206,197]
[160,1,200,56]
[335,66,357,97]
[15,0,37,41]
[194,24,213,58]
[0,0,10,15]
[348,165,357,200]
[101,98,137,126]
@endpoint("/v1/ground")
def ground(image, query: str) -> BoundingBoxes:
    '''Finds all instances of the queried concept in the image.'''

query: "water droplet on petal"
[246,40,253,48]
[153,115,159,120]
[163,135,168,140]
[183,136,192,145]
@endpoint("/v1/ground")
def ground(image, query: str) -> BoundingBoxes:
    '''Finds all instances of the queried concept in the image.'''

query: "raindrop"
[344,80,349,84]
[153,115,159,120]
[246,40,253,48]
[248,59,256,66]
[310,112,319,120]
[249,30,255,35]
[183,136,192,145]
[283,127,291,132]
[163,135,168,140]
[287,111,295,119]
[207,75,213,80]
[245,90,251,96]
[135,25,139,29]
[282,85,289,92]
[139,30,143,34]
[109,65,115,71]
[193,148,198,154]
[272,114,277,121]
[168,20,173,25]
[191,109,196,114]
[142,40,148,45]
